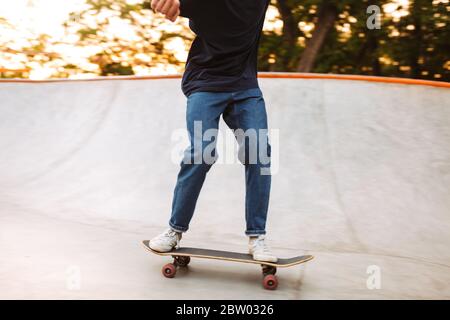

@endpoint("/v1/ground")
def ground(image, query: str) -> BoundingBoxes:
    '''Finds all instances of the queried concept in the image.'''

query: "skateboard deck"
[142,240,313,290]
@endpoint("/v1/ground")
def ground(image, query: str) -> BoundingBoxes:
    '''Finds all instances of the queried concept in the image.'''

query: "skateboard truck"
[162,255,191,278]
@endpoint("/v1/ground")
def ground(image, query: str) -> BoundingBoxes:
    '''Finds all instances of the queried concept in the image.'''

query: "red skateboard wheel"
[162,263,177,278]
[263,274,278,290]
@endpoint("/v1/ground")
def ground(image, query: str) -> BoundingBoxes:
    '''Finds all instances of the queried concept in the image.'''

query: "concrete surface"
[0,75,449,299]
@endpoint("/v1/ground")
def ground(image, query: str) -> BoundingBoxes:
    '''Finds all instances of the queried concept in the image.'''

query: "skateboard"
[142,240,313,290]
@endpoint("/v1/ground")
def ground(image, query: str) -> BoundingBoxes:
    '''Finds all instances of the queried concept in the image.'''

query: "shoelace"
[163,229,178,240]
[253,237,271,254]
[162,229,180,248]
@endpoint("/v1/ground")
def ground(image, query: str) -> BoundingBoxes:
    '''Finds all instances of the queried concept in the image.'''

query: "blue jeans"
[169,88,271,236]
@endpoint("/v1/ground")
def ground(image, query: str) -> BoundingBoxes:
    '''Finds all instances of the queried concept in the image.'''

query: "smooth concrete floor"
[2,203,449,299]
[1,76,449,299]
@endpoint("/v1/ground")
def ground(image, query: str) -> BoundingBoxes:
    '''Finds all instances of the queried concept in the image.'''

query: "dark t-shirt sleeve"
[180,0,230,19]
[179,0,199,19]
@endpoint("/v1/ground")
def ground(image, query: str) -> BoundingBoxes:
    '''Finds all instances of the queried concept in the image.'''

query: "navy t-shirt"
[179,0,270,97]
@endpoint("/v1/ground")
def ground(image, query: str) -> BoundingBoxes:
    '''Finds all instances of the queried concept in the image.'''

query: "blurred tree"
[0,0,193,78]
[0,0,448,81]
[61,0,193,76]
[259,0,449,81]
[0,16,53,78]
[382,0,450,80]
[296,0,339,72]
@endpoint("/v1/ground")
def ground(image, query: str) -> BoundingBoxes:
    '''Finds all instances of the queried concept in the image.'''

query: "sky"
[0,0,86,36]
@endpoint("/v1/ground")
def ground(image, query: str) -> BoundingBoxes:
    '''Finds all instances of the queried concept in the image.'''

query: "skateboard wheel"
[263,275,278,290]
[175,256,191,267]
[162,263,177,278]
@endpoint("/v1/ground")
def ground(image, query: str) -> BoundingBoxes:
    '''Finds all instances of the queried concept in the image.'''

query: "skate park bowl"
[0,73,449,299]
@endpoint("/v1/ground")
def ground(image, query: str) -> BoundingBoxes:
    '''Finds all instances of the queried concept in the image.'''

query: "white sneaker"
[149,228,182,252]
[249,235,278,262]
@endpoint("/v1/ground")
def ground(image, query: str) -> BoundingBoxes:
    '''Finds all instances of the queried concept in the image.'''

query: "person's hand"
[151,0,180,22]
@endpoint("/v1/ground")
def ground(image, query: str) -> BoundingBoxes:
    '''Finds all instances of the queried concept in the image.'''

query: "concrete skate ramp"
[0,74,449,299]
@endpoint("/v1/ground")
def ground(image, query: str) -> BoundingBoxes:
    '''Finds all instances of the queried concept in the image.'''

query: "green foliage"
[61,0,193,76]
[259,0,449,81]
[381,0,449,80]
[0,0,448,81]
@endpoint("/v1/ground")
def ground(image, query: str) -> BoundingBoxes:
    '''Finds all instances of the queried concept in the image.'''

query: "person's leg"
[150,92,228,252]
[222,88,271,236]
[222,88,276,262]
[169,92,229,233]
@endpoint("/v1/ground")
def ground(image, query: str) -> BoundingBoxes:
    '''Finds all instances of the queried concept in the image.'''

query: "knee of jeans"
[182,147,219,168]
[237,142,271,166]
